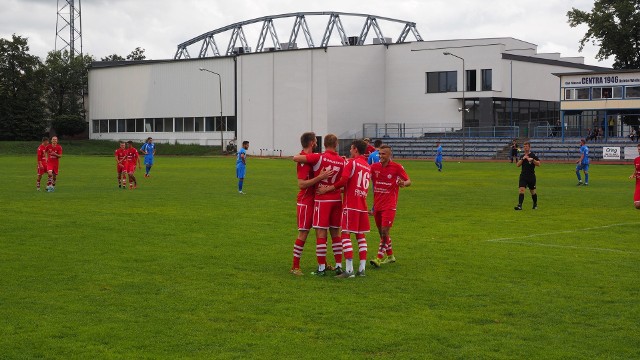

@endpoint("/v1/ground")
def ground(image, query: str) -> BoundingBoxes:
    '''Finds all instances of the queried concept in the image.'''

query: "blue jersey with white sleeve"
[237,147,247,167]
[368,150,380,165]
[140,143,155,158]
[435,145,443,160]
[580,145,589,165]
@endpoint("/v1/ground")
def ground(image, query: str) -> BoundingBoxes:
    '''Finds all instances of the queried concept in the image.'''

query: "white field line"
[486,222,640,254]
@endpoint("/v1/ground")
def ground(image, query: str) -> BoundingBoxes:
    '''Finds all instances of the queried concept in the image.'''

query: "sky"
[1,0,612,67]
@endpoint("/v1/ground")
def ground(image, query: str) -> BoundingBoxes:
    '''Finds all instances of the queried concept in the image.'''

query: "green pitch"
[1,155,638,359]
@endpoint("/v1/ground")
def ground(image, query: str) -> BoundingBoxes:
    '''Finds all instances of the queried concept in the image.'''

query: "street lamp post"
[199,68,224,153]
[443,51,467,158]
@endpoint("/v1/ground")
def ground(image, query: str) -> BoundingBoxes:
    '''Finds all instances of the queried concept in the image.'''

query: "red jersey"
[297,150,316,204]
[46,144,63,164]
[371,160,409,211]
[340,155,371,211]
[37,144,47,167]
[115,148,127,164]
[365,144,376,157]
[307,150,346,201]
[635,157,640,184]
[126,147,139,164]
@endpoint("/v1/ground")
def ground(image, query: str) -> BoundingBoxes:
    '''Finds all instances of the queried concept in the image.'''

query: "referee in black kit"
[514,141,541,210]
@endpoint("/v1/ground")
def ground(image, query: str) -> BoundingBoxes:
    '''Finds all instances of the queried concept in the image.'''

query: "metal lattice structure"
[55,0,83,57]
[175,12,423,59]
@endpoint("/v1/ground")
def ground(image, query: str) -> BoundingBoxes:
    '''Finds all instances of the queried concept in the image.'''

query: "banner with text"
[561,72,640,88]
[603,147,621,160]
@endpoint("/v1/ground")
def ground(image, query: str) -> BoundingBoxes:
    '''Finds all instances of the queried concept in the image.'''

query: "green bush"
[51,115,87,139]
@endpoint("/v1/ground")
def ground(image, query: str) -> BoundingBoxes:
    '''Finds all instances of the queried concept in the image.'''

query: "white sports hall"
[87,12,606,156]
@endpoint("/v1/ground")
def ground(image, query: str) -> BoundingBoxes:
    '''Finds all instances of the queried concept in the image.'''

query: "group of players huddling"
[113,137,156,189]
[36,136,63,192]
[291,133,411,278]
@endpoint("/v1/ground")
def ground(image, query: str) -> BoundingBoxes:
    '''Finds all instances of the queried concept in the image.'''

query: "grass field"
[1,154,639,359]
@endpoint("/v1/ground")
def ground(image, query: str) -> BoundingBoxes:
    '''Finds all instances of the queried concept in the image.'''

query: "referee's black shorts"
[519,173,536,189]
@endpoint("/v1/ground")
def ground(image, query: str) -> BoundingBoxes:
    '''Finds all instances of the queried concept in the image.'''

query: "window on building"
[466,69,476,92]
[92,120,100,133]
[164,118,173,132]
[215,116,225,131]
[565,88,590,100]
[183,117,195,132]
[226,116,237,131]
[126,119,136,132]
[577,88,589,99]
[109,119,116,132]
[205,116,215,131]
[154,118,164,132]
[175,118,183,132]
[593,86,623,99]
[481,69,492,91]
[426,71,457,93]
[194,117,204,132]
[100,120,108,133]
[144,119,154,132]
[117,119,126,133]
[627,86,640,98]
[136,119,144,132]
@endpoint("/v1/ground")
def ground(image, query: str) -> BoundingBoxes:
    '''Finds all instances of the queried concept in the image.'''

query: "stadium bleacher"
[378,137,638,161]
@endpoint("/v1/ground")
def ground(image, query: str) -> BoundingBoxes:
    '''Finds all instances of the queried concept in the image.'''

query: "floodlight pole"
[443,51,466,158]
[199,68,224,153]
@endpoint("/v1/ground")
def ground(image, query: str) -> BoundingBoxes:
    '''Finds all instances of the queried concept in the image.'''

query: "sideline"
[486,222,640,254]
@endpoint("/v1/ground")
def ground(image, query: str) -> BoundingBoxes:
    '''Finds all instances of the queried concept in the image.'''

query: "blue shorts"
[236,165,246,179]
[576,163,589,172]
[144,156,154,166]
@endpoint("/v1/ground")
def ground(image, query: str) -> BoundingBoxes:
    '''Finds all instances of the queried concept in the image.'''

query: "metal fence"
[363,123,519,139]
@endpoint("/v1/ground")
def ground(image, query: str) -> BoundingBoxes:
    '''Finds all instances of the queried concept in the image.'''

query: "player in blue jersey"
[236,140,249,194]
[576,138,589,186]
[140,137,156,178]
[367,139,382,165]
[434,141,443,172]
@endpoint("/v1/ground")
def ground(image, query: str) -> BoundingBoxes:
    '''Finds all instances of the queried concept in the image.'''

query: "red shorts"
[341,208,370,234]
[37,162,47,175]
[126,164,136,174]
[47,162,59,175]
[117,164,126,173]
[297,201,314,231]
[313,200,342,229]
[635,182,640,202]
[374,209,397,229]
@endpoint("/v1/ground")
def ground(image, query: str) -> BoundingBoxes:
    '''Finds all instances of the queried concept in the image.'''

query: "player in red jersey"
[629,143,640,209]
[290,132,332,276]
[36,137,49,191]
[363,138,376,157]
[125,141,141,189]
[45,136,63,192]
[318,139,371,278]
[293,134,346,276]
[115,141,128,189]
[368,145,411,267]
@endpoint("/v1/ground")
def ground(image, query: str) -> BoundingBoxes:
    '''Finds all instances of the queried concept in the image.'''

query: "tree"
[126,47,146,61]
[0,34,48,140]
[43,50,93,119]
[101,54,125,61]
[51,114,86,138]
[100,47,146,62]
[567,1,640,69]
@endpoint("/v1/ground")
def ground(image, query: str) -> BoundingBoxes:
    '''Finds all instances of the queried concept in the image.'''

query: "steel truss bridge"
[174,11,423,59]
